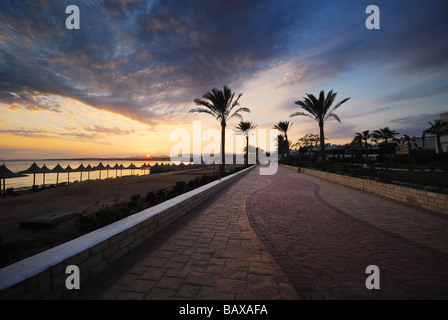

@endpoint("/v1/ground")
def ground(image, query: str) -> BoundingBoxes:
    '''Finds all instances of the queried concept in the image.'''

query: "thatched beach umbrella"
[20,162,42,188]
[74,164,86,182]
[40,164,52,187]
[119,164,125,176]
[0,164,26,198]
[126,163,139,176]
[85,164,94,180]
[112,163,120,178]
[51,163,65,186]
[105,164,112,178]
[64,165,74,185]
[152,162,160,174]
[95,162,106,179]
[141,163,151,174]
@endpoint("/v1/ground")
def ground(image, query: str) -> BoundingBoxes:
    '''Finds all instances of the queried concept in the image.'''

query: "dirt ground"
[0,165,234,268]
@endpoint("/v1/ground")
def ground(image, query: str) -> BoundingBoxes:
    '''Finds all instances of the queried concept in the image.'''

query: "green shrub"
[156,188,166,199]
[128,194,141,207]
[146,191,156,204]
[174,181,186,193]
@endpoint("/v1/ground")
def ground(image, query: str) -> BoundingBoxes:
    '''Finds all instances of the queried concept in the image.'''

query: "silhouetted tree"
[372,127,399,144]
[190,85,250,174]
[423,121,448,153]
[291,90,350,163]
[273,121,293,158]
[235,120,257,165]
[276,134,289,160]
[356,130,372,161]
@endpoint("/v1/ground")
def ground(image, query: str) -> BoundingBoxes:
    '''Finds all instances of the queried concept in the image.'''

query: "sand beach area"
[0,165,230,268]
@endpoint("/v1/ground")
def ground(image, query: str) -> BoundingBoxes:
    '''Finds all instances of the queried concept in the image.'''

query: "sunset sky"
[1,0,448,160]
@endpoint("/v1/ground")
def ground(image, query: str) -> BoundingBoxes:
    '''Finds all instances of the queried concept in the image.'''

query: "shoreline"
[2,165,215,197]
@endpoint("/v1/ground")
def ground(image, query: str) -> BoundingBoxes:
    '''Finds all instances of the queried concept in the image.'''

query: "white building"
[439,112,448,153]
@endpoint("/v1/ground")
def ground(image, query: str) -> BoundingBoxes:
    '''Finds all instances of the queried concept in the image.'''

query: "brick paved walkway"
[65,166,448,300]
[247,167,448,299]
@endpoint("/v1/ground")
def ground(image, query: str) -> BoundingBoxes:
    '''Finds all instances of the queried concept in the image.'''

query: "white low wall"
[0,166,254,299]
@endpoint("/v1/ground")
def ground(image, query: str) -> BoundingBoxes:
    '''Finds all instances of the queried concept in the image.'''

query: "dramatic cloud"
[1,0,309,125]
[1,0,447,153]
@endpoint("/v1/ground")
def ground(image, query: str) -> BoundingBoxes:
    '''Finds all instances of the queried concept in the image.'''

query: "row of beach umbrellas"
[0,162,193,198]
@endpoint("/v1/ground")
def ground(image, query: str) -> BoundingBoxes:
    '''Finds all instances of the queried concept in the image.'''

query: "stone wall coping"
[0,166,252,291]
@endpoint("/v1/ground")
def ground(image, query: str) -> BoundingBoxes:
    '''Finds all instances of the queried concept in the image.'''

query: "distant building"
[439,112,448,153]
[413,136,435,151]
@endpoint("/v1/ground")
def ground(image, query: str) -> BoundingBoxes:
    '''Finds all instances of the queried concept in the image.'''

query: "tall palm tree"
[235,120,257,165]
[291,90,350,163]
[273,121,293,158]
[423,121,448,153]
[356,130,372,161]
[190,85,250,174]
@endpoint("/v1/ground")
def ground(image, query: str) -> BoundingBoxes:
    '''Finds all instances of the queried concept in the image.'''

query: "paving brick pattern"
[65,166,448,300]
[65,167,299,300]
[247,167,448,299]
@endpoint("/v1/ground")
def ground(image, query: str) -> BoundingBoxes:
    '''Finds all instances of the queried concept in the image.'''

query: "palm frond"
[229,107,250,120]
[331,97,350,111]
[189,108,218,118]
[290,111,316,120]
[327,113,341,123]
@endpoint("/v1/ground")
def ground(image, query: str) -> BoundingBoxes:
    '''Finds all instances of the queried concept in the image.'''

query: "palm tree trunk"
[359,138,363,162]
[221,121,226,174]
[436,133,442,153]
[364,140,369,161]
[319,122,325,163]
[245,135,249,166]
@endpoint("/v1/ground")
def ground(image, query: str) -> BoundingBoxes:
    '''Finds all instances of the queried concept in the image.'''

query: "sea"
[1,159,178,191]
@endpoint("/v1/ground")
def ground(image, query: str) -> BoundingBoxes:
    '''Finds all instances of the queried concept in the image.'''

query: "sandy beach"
[0,165,233,268]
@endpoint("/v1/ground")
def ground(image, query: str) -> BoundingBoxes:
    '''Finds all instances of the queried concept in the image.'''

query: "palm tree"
[423,121,448,153]
[190,85,250,174]
[235,120,257,165]
[371,127,399,163]
[273,121,293,158]
[275,134,289,160]
[400,134,415,148]
[420,133,427,150]
[291,90,350,163]
[371,127,399,144]
[356,130,372,161]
